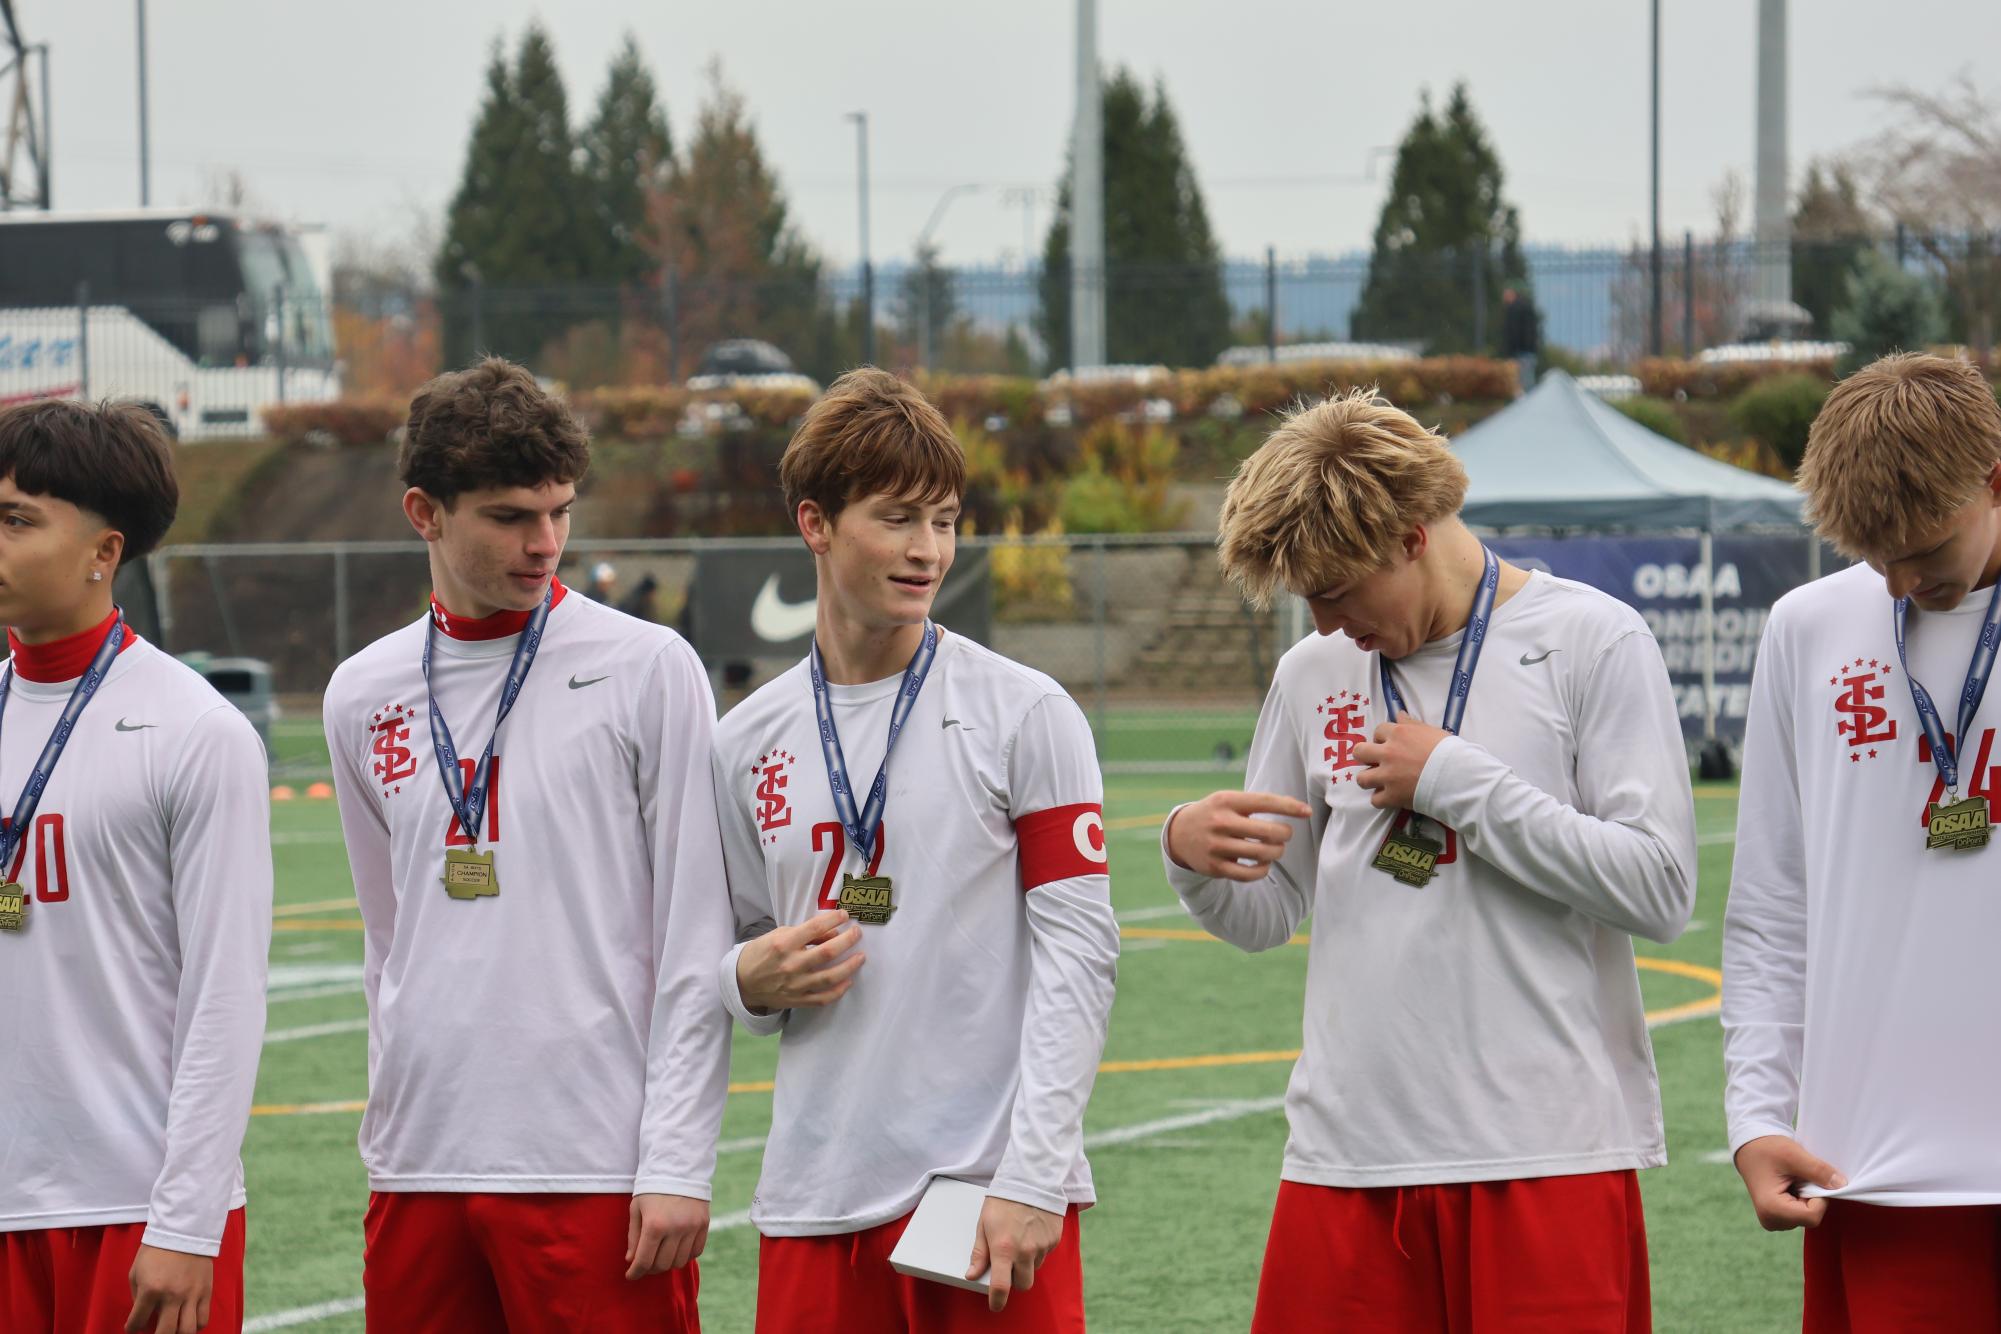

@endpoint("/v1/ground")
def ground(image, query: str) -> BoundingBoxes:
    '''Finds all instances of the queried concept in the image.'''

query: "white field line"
[1697,830,1737,846]
[237,1097,1285,1330]
[264,1018,369,1045]
[1115,904,1190,923]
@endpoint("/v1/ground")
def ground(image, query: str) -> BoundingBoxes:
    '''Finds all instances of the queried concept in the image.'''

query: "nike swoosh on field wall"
[750,574,819,643]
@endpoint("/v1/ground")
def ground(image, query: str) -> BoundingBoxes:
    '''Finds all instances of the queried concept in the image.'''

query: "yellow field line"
[251,958,1720,1118]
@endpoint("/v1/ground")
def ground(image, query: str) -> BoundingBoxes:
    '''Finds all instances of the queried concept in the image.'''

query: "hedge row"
[256,356,1523,446]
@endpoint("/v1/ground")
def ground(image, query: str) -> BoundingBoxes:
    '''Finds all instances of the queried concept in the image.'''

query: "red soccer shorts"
[364,1192,699,1333]
[0,1208,246,1334]
[1804,1199,2001,1332]
[1250,1171,1651,1333]
[755,1204,1085,1334]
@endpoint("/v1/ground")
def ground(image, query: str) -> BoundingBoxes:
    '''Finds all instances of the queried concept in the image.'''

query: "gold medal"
[838,873,896,924]
[0,881,26,932]
[1373,825,1442,888]
[441,847,500,899]
[1925,796,1991,852]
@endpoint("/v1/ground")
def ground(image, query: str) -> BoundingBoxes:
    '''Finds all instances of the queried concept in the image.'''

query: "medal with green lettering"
[1371,549,1499,888]
[838,873,897,923]
[424,587,552,898]
[1893,582,2001,854]
[808,621,939,925]
[1372,819,1444,887]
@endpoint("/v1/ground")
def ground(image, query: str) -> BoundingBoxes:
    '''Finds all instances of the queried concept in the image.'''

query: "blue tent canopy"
[1452,370,1805,532]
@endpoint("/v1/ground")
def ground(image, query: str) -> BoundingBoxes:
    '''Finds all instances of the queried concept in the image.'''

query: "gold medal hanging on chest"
[441,847,501,899]
[1372,824,1442,888]
[1925,794,1992,852]
[838,873,895,924]
[0,882,27,932]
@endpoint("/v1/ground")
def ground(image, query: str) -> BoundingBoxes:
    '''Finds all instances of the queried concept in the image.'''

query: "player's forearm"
[150,931,265,1253]
[1415,737,1696,942]
[993,883,1118,1210]
[1162,811,1310,952]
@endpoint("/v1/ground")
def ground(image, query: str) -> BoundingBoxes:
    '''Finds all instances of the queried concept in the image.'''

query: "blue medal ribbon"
[0,614,126,876]
[1892,579,2001,798]
[1378,547,1500,736]
[422,586,552,850]
[809,620,938,865]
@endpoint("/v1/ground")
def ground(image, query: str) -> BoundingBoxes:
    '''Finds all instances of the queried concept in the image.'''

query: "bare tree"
[1852,74,2001,351]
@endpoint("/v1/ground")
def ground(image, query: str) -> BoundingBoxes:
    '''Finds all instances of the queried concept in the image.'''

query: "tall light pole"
[1648,0,1662,358]
[136,0,150,206]
[846,111,873,365]
[1069,0,1105,371]
[914,183,981,369]
[1753,0,1790,314]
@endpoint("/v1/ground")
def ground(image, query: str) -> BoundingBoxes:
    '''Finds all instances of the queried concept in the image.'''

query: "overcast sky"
[21,0,2000,268]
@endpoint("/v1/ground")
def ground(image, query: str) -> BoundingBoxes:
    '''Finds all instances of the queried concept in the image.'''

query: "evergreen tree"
[581,34,674,288]
[1832,250,1946,373]
[652,63,842,378]
[1791,161,1874,337]
[1351,84,1527,354]
[436,25,596,362]
[1036,70,1230,370]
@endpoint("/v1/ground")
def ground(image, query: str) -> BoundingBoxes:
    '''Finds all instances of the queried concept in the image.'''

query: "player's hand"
[736,908,865,1013]
[125,1245,213,1333]
[1352,712,1451,810]
[967,1198,1064,1313]
[625,1193,709,1278]
[1164,791,1313,881]
[1733,1135,1847,1231]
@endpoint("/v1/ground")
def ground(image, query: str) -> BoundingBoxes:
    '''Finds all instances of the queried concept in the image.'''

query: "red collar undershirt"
[428,580,568,641]
[7,608,139,684]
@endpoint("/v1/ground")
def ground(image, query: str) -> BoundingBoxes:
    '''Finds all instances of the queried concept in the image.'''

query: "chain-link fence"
[148,534,1290,774]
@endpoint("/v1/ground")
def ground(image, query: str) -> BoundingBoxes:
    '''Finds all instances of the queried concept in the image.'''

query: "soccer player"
[1164,389,1696,1331]
[0,400,271,1334]
[713,367,1119,1331]
[1726,352,2001,1328]
[322,359,734,1333]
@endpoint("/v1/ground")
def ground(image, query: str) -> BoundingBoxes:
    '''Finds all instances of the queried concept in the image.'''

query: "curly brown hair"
[400,358,591,506]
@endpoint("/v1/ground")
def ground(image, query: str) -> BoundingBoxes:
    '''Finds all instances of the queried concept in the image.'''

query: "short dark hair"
[779,367,964,523]
[400,358,591,506]
[0,399,179,564]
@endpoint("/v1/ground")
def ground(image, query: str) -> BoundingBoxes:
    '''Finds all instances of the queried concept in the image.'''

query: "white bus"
[0,210,339,439]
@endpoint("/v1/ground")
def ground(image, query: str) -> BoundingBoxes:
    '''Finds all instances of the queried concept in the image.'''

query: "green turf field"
[243,716,1799,1332]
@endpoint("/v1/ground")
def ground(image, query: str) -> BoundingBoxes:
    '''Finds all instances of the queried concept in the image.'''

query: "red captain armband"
[1015,803,1109,891]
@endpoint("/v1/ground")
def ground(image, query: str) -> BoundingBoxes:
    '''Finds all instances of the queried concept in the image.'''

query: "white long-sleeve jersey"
[323,589,735,1198]
[1725,562,2001,1204]
[713,631,1120,1236]
[1165,572,1696,1187]
[0,635,271,1255]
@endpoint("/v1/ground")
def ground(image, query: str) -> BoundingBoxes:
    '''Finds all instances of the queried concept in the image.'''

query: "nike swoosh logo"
[115,719,156,732]
[750,574,818,643]
[942,718,975,731]
[1519,649,1560,666]
[568,675,610,690]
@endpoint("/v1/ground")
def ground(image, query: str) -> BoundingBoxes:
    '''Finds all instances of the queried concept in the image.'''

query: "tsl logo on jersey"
[1830,657,1898,762]
[369,703,420,795]
[1316,691,1372,784]
[752,749,797,844]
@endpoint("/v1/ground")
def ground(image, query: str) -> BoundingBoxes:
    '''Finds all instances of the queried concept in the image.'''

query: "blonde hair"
[1797,353,2001,558]
[1216,387,1468,608]
[780,367,964,522]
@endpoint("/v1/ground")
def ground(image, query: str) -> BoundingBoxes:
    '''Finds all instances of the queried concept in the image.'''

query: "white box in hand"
[888,1176,990,1294]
